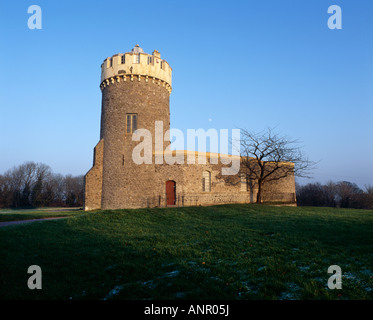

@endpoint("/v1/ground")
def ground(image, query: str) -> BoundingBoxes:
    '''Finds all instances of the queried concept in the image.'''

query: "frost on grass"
[359,269,373,277]
[103,285,125,300]
[103,270,182,299]
[298,265,310,272]
[343,272,359,281]
[278,282,301,300]
[164,270,180,277]
[240,280,260,295]
[175,292,185,298]
[343,271,373,293]
[313,270,373,293]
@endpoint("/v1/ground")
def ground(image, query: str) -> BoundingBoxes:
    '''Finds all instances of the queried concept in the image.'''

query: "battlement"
[100,45,172,93]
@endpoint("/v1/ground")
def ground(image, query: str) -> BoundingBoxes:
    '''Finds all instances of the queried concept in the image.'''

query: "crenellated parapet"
[100,45,172,94]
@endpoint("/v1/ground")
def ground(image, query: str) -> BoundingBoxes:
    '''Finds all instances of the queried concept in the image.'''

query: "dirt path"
[0,216,68,228]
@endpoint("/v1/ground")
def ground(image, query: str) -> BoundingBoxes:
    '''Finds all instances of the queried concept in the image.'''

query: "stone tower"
[85,45,172,210]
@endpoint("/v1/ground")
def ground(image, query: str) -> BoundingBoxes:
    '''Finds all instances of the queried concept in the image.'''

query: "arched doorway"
[166,180,176,206]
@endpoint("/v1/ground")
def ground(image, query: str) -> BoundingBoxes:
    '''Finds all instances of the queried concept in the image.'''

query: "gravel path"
[0,216,68,227]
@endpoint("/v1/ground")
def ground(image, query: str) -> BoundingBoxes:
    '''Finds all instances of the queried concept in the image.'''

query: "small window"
[132,114,137,131]
[121,55,125,64]
[126,114,138,133]
[147,56,152,64]
[202,171,211,192]
[133,54,140,64]
[240,174,248,192]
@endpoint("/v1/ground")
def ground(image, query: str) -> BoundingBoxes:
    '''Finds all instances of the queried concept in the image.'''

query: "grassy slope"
[0,204,372,300]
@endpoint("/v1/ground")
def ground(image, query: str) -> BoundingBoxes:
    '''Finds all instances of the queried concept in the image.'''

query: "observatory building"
[84,45,296,210]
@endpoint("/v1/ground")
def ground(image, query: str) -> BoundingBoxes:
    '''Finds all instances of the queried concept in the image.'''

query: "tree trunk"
[256,181,263,204]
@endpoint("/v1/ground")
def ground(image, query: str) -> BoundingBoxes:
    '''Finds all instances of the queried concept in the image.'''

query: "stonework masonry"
[84,45,296,210]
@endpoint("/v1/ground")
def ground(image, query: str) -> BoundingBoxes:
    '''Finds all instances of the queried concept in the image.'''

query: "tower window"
[126,114,138,133]
[240,174,248,192]
[133,54,140,64]
[202,171,211,192]
[147,56,152,64]
[121,55,125,64]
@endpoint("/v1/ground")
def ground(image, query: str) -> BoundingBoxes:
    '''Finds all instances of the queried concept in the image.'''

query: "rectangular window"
[126,114,138,133]
[133,54,140,64]
[240,174,248,192]
[202,171,211,192]
[132,114,137,131]
[147,56,152,64]
[127,115,131,133]
[121,55,125,64]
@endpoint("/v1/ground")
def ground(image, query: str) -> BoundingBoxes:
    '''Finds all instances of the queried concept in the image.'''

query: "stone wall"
[148,154,296,208]
[84,139,104,210]
[83,147,296,210]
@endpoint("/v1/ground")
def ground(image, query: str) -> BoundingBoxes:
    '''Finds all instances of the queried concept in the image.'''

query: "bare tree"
[0,162,84,208]
[296,181,372,209]
[30,163,53,207]
[44,173,65,206]
[237,127,316,204]
[336,181,363,208]
[64,174,84,207]
[4,162,39,207]
[363,185,373,209]
[0,174,13,208]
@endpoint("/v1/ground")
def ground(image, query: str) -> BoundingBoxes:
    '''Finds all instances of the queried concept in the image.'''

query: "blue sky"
[0,0,372,188]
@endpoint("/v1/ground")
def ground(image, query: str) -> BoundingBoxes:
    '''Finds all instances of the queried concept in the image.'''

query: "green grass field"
[0,204,372,300]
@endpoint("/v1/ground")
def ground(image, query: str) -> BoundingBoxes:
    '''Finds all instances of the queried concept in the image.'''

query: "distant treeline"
[0,162,84,208]
[296,181,373,210]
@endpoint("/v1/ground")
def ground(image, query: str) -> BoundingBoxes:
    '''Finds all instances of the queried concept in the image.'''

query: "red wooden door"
[166,180,176,206]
